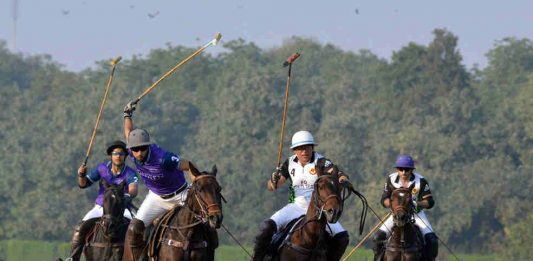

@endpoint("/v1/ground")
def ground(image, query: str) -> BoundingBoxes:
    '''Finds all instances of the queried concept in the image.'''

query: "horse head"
[101,179,127,238]
[189,164,224,229]
[313,165,343,223]
[390,184,415,228]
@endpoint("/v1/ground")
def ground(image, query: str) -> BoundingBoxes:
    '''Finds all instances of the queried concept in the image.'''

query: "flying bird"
[61,9,70,15]
[147,11,160,19]
[354,8,359,15]
[130,5,135,9]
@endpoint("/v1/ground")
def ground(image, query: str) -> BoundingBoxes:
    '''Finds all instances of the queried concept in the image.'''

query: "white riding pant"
[378,210,433,236]
[135,188,189,226]
[270,202,346,236]
[82,204,133,221]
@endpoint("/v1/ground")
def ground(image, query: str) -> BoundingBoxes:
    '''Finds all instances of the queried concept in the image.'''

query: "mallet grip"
[283,53,301,67]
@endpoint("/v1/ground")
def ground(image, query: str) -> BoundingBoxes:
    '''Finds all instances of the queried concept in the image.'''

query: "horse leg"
[123,218,146,261]
[252,219,277,261]
[326,231,349,261]
[372,230,387,261]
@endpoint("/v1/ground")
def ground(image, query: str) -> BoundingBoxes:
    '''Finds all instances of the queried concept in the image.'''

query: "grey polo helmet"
[127,129,153,149]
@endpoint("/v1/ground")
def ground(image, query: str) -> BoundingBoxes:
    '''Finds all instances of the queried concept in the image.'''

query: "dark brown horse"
[146,165,223,261]
[273,167,345,261]
[84,179,130,261]
[383,186,423,261]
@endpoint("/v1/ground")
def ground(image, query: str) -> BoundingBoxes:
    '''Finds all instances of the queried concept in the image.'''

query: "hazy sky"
[1,0,531,71]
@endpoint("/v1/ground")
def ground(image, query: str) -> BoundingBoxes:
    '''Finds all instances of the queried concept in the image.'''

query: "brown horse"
[84,179,130,261]
[146,165,223,261]
[273,167,345,261]
[383,186,423,261]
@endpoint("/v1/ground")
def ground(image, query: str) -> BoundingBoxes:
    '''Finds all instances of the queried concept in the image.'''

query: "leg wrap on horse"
[372,230,387,261]
[424,233,438,260]
[68,219,97,261]
[252,219,277,261]
[326,231,349,261]
[124,218,146,261]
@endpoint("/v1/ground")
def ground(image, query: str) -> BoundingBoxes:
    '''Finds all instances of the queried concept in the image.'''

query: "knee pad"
[373,230,387,243]
[332,231,349,242]
[127,218,146,244]
[255,219,277,243]
[331,231,349,248]
[424,233,438,258]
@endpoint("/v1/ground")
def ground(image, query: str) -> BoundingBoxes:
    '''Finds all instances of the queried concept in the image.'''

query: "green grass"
[0,240,500,261]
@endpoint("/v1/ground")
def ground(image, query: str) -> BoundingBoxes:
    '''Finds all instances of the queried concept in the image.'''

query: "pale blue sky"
[1,0,531,71]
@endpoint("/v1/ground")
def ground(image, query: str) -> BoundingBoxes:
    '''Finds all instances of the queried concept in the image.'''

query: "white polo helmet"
[290,130,317,149]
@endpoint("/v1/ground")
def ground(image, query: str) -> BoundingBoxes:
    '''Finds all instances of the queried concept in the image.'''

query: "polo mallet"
[130,32,222,105]
[342,212,391,261]
[273,53,301,188]
[83,56,122,166]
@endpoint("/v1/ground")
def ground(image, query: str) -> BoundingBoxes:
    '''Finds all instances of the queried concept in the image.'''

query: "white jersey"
[283,152,333,208]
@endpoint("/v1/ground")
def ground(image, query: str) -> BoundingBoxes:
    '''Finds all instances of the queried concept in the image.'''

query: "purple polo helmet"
[394,155,415,169]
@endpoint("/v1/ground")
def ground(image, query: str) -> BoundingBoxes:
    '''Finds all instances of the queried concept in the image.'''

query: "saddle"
[266,215,305,257]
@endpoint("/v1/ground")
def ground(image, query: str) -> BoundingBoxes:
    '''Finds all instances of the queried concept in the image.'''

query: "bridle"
[161,174,224,231]
[310,175,343,222]
[100,187,127,240]
[188,174,225,222]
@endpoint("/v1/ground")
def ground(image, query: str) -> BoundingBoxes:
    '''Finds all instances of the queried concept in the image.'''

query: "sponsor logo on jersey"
[424,184,430,191]
[412,187,418,194]
[309,167,317,175]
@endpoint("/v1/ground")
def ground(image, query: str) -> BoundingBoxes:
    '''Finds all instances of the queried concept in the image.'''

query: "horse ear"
[211,165,217,176]
[189,162,201,177]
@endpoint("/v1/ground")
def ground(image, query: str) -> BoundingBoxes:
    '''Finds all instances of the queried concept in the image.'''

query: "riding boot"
[326,231,349,261]
[372,230,387,261]
[252,219,277,261]
[423,233,438,261]
[123,218,146,261]
[66,219,97,261]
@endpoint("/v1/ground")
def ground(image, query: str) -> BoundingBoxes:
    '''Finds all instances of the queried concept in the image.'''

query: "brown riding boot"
[326,231,350,261]
[252,219,277,261]
[372,230,387,261]
[123,218,146,261]
[65,219,97,261]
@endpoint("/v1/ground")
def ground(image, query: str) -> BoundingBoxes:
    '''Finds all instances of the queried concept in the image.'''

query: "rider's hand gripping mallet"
[130,33,222,105]
[83,56,122,166]
[273,52,301,188]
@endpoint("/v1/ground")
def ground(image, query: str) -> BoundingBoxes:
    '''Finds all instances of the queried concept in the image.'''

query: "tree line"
[0,29,531,258]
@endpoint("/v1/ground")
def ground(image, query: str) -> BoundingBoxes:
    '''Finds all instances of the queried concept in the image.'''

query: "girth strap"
[160,238,208,250]
[86,242,125,248]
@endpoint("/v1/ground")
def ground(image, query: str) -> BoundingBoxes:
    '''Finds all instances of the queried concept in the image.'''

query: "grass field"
[0,240,500,261]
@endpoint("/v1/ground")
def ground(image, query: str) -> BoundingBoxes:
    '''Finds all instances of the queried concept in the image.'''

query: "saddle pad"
[267,215,305,256]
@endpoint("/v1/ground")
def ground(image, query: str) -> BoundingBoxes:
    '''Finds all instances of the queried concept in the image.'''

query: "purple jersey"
[128,144,187,195]
[87,161,139,206]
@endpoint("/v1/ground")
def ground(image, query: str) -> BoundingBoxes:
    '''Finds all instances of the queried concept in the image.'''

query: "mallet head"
[111,56,122,65]
[283,52,301,67]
